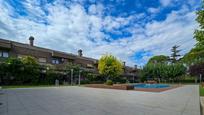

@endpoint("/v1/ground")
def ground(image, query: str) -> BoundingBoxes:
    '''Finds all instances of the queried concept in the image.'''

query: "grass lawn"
[200,85,204,96]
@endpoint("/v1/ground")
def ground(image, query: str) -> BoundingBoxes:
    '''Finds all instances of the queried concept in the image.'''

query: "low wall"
[85,84,134,90]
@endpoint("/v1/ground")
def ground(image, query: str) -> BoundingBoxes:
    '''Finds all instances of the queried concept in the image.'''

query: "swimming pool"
[134,84,170,88]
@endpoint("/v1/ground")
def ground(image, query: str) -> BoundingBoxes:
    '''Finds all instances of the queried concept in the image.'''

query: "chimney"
[29,36,34,46]
[134,65,137,69]
[123,61,126,67]
[78,49,83,57]
[123,61,126,73]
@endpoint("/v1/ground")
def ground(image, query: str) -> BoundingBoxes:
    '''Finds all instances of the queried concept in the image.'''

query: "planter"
[85,84,134,90]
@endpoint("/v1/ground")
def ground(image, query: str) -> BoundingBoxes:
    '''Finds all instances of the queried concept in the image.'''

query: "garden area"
[0,56,105,86]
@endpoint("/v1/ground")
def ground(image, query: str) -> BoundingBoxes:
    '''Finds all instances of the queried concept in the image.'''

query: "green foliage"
[148,55,169,64]
[6,58,24,84]
[65,63,80,75]
[45,69,62,85]
[1,57,40,85]
[21,56,40,84]
[195,1,204,43]
[195,3,204,43]
[141,63,186,82]
[21,56,38,65]
[182,46,204,64]
[167,64,186,80]
[98,54,123,80]
[170,45,181,63]
[84,72,97,81]
[105,80,113,85]
[200,85,204,96]
[0,62,8,84]
[183,1,204,64]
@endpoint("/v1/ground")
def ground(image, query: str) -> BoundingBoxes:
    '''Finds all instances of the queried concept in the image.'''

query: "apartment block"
[0,36,137,80]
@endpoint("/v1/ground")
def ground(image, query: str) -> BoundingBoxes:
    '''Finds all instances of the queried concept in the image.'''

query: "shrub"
[105,80,113,85]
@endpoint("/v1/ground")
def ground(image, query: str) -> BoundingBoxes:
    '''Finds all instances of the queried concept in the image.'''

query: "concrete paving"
[0,85,200,115]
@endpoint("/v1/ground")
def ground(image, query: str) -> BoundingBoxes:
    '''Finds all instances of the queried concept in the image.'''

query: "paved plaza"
[0,85,200,115]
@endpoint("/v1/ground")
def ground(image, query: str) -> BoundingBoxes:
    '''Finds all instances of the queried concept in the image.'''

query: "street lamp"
[79,70,82,86]
[71,69,73,85]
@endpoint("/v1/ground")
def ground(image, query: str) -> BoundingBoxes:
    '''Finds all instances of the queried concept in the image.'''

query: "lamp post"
[71,69,73,85]
[79,70,82,86]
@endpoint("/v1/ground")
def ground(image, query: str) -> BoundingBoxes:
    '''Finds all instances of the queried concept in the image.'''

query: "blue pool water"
[134,84,170,88]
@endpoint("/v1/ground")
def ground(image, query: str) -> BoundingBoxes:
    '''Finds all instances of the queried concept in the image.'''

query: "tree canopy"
[21,56,37,65]
[170,45,181,63]
[148,55,169,64]
[98,54,123,80]
[141,63,186,82]
[182,1,204,64]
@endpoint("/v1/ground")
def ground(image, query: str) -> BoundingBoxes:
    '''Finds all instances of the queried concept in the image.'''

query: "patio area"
[0,85,200,115]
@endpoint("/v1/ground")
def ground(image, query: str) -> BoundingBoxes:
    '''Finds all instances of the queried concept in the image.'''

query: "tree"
[20,56,40,84]
[21,56,38,65]
[148,55,169,64]
[167,63,186,81]
[141,63,186,82]
[170,45,181,63]
[6,58,24,84]
[189,62,204,77]
[182,1,204,64]
[0,62,8,85]
[194,1,204,45]
[98,54,123,81]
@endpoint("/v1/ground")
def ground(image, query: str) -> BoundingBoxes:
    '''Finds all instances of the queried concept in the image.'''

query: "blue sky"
[0,0,201,67]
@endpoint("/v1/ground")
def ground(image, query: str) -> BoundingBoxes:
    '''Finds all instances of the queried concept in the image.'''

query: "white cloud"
[0,0,198,67]
[88,4,104,16]
[160,0,172,7]
[148,7,161,14]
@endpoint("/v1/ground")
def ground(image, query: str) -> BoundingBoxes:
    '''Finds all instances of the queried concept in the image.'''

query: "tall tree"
[170,45,181,63]
[98,54,123,80]
[147,55,169,64]
[182,1,204,64]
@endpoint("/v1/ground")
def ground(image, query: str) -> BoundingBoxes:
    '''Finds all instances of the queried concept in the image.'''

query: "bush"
[105,80,113,85]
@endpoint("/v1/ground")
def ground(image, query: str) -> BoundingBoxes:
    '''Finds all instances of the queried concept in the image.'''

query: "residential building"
[0,36,138,81]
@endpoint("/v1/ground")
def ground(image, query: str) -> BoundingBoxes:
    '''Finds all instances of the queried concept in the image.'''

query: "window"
[3,51,9,57]
[52,58,60,64]
[87,64,94,68]
[39,58,46,63]
[0,51,9,58]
